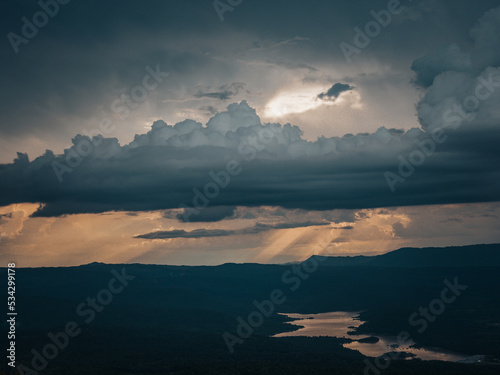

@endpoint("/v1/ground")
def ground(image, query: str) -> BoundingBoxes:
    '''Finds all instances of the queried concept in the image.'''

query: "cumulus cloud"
[0,203,39,239]
[412,6,500,87]
[470,6,500,70]
[414,6,500,134]
[0,90,499,218]
[411,44,472,88]
[135,220,330,239]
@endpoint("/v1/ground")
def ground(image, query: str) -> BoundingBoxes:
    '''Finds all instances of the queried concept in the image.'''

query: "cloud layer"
[0,95,498,218]
[136,220,330,239]
[0,6,499,219]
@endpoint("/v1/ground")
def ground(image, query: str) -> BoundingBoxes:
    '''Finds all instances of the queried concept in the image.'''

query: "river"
[273,311,469,362]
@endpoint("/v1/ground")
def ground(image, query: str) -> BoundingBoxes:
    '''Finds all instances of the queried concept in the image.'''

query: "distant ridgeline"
[308,243,500,268]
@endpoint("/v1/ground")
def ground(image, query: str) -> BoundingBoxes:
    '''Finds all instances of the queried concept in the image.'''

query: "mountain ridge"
[308,243,500,267]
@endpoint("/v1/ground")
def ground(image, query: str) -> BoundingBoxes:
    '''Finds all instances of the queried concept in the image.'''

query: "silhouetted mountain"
[308,243,500,267]
[307,255,372,266]
[2,243,500,374]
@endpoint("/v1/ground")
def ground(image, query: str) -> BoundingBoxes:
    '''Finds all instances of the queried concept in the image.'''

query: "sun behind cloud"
[264,85,361,118]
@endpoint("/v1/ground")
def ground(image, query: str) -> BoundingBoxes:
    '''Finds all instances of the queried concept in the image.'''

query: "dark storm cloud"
[0,94,499,218]
[411,6,500,87]
[135,220,330,239]
[2,0,499,141]
[176,206,236,223]
[0,0,224,140]
[1,2,500,217]
[317,83,354,101]
[411,44,473,87]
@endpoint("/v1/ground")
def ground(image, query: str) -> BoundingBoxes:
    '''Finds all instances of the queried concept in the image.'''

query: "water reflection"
[273,312,468,362]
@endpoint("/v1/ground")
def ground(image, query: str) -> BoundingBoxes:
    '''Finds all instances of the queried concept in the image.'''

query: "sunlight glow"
[253,227,311,263]
[264,86,362,118]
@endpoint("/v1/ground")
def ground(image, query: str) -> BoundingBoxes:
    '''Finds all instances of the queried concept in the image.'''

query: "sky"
[0,0,499,266]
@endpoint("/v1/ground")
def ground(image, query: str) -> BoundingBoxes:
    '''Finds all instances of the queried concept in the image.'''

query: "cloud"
[135,220,330,239]
[317,83,354,101]
[333,225,354,230]
[411,44,472,88]
[0,203,39,239]
[194,83,246,101]
[137,228,230,239]
[2,7,500,218]
[1,89,499,218]
[411,6,500,87]
[200,106,219,115]
[414,6,500,134]
[440,218,462,223]
[176,206,236,222]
